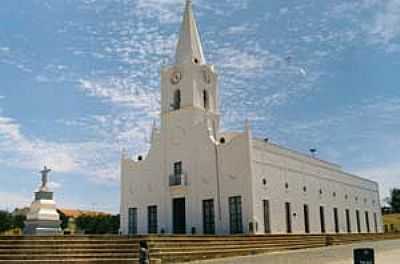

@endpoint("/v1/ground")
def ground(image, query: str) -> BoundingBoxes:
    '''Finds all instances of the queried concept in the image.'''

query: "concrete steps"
[0,253,138,260]
[0,236,145,264]
[0,244,136,249]
[154,244,326,263]
[1,233,399,264]
[151,242,327,252]
[144,233,400,263]
[0,259,140,264]
[0,249,137,254]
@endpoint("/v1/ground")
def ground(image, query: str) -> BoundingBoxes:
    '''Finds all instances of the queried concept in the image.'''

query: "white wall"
[217,129,254,234]
[250,139,383,234]
[120,114,254,235]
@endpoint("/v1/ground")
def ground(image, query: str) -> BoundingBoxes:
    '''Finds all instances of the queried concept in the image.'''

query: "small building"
[120,0,383,235]
[383,213,400,233]
[57,209,110,234]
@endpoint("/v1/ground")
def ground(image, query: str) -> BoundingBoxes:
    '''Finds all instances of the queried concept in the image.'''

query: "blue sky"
[0,0,399,213]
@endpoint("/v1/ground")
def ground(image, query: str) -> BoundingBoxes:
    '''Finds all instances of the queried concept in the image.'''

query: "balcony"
[169,173,187,187]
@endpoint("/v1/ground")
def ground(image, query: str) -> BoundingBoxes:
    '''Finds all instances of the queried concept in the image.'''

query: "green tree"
[12,215,26,230]
[388,188,400,213]
[75,214,120,234]
[0,211,13,233]
[57,210,70,230]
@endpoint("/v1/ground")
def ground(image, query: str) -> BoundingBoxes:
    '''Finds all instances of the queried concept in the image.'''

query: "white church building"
[120,1,383,235]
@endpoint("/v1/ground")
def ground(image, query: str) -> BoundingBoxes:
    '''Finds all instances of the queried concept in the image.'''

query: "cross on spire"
[176,0,206,65]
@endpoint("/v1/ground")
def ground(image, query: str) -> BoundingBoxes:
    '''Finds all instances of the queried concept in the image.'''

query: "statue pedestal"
[24,219,62,235]
[24,190,62,235]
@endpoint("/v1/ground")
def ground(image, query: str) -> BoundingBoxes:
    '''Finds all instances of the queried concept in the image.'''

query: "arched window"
[203,90,209,110]
[172,89,181,110]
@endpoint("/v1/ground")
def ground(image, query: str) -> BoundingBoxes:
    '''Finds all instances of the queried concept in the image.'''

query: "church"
[120,1,383,235]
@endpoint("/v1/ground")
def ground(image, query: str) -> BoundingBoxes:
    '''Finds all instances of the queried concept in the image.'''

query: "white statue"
[40,166,51,190]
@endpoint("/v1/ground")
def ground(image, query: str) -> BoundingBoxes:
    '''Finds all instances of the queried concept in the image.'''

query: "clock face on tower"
[170,70,182,85]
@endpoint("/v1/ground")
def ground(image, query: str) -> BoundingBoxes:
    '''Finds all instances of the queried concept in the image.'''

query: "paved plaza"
[194,239,400,264]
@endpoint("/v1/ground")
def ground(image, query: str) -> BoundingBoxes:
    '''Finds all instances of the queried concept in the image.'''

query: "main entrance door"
[173,198,186,234]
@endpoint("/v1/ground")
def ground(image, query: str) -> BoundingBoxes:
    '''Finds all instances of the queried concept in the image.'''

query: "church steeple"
[176,0,206,65]
[160,0,219,134]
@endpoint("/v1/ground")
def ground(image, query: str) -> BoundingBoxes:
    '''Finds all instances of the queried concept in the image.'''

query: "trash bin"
[354,248,374,264]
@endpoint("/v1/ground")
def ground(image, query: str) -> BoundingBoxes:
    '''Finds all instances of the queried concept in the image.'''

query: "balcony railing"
[169,173,187,187]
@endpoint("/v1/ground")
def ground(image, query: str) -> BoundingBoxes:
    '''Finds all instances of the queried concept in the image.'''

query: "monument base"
[24,220,62,235]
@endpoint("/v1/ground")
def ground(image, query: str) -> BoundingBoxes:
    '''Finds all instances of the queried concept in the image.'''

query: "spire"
[176,0,206,65]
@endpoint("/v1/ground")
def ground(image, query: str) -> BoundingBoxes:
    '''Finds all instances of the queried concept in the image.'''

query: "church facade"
[120,1,383,235]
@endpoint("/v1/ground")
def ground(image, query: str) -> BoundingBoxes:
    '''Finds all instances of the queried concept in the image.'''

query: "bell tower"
[160,0,219,131]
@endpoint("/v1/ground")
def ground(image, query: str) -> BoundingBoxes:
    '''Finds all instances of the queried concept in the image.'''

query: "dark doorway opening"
[229,196,243,234]
[263,200,271,233]
[346,209,351,233]
[285,202,292,233]
[202,199,215,234]
[373,213,378,233]
[356,210,361,233]
[320,206,326,233]
[333,208,339,233]
[365,211,370,233]
[173,198,186,234]
[304,204,310,233]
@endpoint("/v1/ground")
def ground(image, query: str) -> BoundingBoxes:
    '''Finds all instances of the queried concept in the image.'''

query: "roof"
[253,137,341,169]
[57,208,111,218]
[176,0,205,65]
[252,138,379,186]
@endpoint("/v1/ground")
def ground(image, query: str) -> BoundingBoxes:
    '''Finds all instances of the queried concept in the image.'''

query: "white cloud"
[0,114,124,183]
[79,78,159,117]
[0,116,80,174]
[330,0,400,52]
[0,116,24,142]
[0,192,31,211]
[211,0,248,13]
[369,0,400,45]
[216,47,271,78]
[48,181,62,190]
[135,0,183,23]
[354,163,400,200]
[224,25,255,35]
[0,47,10,53]
[274,96,400,143]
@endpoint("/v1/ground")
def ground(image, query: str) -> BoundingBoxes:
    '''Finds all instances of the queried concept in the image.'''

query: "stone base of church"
[24,220,62,235]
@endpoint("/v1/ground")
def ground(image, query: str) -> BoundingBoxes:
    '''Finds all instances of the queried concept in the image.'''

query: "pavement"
[192,239,400,264]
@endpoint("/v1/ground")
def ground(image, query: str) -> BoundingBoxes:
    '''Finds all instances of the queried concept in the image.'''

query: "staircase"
[147,234,326,263]
[1,233,399,263]
[328,233,400,246]
[0,235,160,264]
[145,233,400,263]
